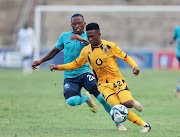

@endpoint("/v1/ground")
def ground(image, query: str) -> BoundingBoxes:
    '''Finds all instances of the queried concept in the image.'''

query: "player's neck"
[92,40,102,47]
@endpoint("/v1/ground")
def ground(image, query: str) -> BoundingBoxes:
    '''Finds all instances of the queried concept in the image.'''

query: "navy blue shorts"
[64,73,96,96]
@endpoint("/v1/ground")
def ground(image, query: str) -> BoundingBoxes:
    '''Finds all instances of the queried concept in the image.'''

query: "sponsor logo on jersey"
[96,58,102,66]
[66,42,71,44]
[64,83,70,89]
[80,41,86,46]
[87,74,95,81]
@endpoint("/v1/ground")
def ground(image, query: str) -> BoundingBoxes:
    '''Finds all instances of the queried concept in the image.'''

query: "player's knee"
[89,85,99,97]
[122,100,134,108]
[66,96,81,106]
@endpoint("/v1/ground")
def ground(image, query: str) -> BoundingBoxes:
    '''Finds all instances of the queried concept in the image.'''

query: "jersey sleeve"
[55,33,64,50]
[111,43,138,68]
[57,47,88,71]
[173,27,178,39]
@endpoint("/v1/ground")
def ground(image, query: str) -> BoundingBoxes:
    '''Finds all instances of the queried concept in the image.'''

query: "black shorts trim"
[117,86,129,94]
[106,93,115,101]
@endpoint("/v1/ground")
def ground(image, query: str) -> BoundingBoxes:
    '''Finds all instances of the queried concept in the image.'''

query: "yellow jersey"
[58,40,138,85]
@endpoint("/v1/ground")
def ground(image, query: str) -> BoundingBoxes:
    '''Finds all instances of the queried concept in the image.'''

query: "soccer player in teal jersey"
[32,14,141,130]
[170,26,180,98]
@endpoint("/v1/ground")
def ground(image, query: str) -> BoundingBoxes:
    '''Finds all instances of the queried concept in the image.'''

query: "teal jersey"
[55,31,92,78]
[173,26,180,57]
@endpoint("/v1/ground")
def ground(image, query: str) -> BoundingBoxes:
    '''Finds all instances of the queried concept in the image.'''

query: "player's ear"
[84,22,86,26]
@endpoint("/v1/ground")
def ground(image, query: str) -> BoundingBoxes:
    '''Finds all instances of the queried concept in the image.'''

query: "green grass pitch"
[0,69,180,137]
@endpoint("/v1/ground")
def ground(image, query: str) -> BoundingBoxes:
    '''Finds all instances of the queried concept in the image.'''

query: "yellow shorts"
[98,79,134,107]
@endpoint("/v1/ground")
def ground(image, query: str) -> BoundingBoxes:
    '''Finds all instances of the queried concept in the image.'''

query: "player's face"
[86,30,101,46]
[71,16,86,35]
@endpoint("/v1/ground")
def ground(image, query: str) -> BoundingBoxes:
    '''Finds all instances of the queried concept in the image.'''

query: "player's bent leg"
[84,92,98,113]
[96,94,111,113]
[122,99,143,112]
[122,100,134,108]
[89,85,112,113]
[64,90,88,106]
[98,86,127,130]
[96,93,127,130]
[66,95,81,106]
[116,88,150,132]
[127,109,151,132]
[117,89,142,111]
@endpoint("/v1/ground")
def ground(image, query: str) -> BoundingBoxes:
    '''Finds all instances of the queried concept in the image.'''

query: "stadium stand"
[1,0,180,49]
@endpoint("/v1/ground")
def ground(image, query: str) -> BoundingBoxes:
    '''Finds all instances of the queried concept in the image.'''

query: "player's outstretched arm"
[70,34,89,45]
[50,64,58,72]
[170,38,176,45]
[32,47,60,70]
[111,43,139,76]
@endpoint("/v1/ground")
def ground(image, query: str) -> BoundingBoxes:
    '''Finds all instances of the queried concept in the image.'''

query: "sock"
[96,94,112,113]
[81,94,89,104]
[96,94,122,126]
[127,109,146,126]
[140,121,146,127]
[66,95,88,106]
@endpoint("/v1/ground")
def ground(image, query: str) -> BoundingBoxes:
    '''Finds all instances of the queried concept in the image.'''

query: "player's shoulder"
[102,40,116,48]
[175,26,180,30]
[81,44,91,53]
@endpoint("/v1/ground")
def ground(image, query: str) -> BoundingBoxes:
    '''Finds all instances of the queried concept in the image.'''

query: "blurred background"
[1,1,180,136]
[1,0,180,70]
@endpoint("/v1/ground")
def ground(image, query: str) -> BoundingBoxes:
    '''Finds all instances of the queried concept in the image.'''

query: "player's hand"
[32,60,42,70]
[50,64,58,72]
[133,67,139,76]
[170,40,174,45]
[70,34,84,41]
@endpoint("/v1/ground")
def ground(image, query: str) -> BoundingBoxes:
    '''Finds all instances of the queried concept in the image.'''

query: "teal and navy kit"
[55,31,92,79]
[173,26,180,62]
[55,31,96,95]
[55,31,122,126]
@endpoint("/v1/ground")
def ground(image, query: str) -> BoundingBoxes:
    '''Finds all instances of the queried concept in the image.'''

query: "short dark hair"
[86,23,100,31]
[71,14,84,22]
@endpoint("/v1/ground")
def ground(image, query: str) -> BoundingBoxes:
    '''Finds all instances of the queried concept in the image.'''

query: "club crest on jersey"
[64,83,70,89]
[80,42,86,46]
[96,58,102,66]
[102,47,109,53]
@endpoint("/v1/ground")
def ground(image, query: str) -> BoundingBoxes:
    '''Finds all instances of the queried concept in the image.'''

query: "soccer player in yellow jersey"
[50,23,151,132]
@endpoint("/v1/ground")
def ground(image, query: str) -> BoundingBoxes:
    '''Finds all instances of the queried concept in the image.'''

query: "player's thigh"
[114,79,134,104]
[63,79,82,99]
[118,90,134,104]
[82,73,99,95]
[98,85,120,107]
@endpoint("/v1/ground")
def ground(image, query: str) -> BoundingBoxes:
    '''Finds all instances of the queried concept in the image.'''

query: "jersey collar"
[91,40,103,51]
[72,31,85,35]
